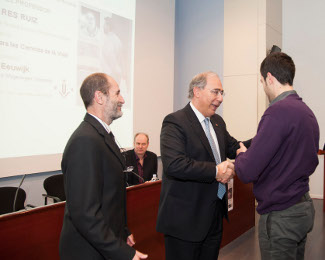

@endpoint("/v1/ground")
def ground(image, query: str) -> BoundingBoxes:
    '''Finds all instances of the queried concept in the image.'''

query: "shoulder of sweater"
[272,93,300,107]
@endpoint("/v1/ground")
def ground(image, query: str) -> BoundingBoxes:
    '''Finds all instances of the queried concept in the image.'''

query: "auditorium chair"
[42,174,66,205]
[0,186,26,214]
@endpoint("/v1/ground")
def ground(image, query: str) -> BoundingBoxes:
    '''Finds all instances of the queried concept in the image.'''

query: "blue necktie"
[204,118,226,199]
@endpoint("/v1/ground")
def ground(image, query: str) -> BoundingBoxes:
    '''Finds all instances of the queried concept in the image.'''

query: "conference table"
[0,178,254,260]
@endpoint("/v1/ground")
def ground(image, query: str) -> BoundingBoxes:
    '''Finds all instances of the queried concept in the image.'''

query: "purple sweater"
[235,93,319,214]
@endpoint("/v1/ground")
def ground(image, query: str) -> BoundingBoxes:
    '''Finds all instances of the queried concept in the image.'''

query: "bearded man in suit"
[59,73,147,260]
[156,71,250,260]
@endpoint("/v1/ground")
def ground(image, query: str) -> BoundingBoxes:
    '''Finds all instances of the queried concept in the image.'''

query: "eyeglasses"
[210,89,225,97]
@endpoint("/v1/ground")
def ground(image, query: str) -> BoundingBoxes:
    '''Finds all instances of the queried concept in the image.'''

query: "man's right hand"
[216,161,235,183]
[133,250,148,260]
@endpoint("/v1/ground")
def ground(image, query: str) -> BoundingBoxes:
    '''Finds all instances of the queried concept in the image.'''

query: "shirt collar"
[135,151,147,161]
[190,102,207,123]
[269,90,297,107]
[87,113,111,134]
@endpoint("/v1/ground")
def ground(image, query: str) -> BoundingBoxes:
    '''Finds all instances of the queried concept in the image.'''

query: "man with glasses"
[156,71,250,260]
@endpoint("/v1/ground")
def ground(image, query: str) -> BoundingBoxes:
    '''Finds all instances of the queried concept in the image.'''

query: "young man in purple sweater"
[235,52,319,260]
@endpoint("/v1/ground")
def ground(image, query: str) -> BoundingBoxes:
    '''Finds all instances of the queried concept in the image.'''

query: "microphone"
[123,166,144,183]
[13,174,26,212]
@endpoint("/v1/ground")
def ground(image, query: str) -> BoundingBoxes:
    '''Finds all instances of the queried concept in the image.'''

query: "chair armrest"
[42,194,62,205]
[26,204,36,208]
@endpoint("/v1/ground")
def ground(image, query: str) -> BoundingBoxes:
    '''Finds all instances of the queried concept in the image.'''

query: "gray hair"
[188,71,219,99]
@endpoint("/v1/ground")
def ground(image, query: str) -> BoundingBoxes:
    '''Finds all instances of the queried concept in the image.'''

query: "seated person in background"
[123,133,158,185]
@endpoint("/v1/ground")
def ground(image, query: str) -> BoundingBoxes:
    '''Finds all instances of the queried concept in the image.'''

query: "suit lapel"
[184,104,216,162]
[104,133,126,166]
[84,114,126,167]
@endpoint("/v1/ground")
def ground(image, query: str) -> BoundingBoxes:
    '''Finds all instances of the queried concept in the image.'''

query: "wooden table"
[0,179,255,259]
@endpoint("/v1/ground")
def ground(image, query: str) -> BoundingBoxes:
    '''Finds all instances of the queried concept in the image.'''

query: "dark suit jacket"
[59,114,135,260]
[123,149,158,185]
[156,103,248,242]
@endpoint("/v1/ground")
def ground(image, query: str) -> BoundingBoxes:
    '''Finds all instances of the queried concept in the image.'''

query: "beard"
[111,105,123,121]
[104,98,123,124]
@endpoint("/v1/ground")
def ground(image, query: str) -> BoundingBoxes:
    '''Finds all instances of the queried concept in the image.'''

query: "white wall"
[223,0,260,141]
[310,155,324,199]
[283,0,325,198]
[223,0,282,140]
[134,0,175,156]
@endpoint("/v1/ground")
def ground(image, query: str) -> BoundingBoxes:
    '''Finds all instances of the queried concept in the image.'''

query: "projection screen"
[0,0,135,177]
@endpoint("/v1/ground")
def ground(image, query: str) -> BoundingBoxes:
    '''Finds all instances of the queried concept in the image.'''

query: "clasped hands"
[216,161,235,183]
[216,142,248,183]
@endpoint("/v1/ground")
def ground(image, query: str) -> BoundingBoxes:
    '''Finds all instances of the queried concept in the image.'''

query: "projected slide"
[0,0,135,175]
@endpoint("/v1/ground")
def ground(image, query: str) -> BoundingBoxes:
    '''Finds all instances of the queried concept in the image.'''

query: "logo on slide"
[58,80,71,97]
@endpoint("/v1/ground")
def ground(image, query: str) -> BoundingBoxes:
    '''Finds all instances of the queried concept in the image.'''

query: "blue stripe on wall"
[174,0,224,114]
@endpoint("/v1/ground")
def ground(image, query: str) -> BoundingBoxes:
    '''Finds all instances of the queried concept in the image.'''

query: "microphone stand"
[129,170,145,183]
[13,174,26,212]
[123,166,145,183]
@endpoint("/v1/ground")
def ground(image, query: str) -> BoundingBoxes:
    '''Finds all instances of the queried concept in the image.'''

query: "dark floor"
[219,199,325,260]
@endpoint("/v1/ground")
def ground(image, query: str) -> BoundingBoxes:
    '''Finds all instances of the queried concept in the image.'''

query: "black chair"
[0,187,26,214]
[42,174,66,205]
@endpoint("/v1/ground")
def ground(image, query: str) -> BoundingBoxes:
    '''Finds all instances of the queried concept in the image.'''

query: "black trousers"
[164,199,224,260]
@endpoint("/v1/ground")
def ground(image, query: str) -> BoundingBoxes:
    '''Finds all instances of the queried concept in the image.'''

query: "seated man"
[123,133,158,185]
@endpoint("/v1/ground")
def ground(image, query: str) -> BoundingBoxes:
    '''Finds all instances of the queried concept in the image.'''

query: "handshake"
[216,161,235,183]
[216,142,248,183]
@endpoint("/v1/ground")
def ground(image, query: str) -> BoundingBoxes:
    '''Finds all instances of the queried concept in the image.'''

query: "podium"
[0,179,254,259]
[126,181,165,259]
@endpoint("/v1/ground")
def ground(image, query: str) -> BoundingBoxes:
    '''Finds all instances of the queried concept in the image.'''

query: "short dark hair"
[80,73,110,108]
[260,52,295,86]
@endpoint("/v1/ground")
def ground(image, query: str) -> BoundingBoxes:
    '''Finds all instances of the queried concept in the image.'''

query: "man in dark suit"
[59,73,147,260]
[123,133,158,185]
[156,71,248,260]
